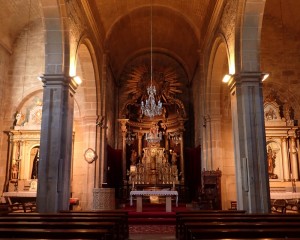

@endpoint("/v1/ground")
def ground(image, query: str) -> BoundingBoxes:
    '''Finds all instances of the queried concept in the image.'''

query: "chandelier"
[126,132,136,146]
[140,2,162,118]
[126,123,136,146]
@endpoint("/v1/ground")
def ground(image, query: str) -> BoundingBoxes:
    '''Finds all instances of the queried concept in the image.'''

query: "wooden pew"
[183,221,300,240]
[176,211,246,238]
[0,213,128,239]
[0,228,111,239]
[188,228,300,240]
[0,221,118,239]
[176,213,300,239]
[7,211,129,239]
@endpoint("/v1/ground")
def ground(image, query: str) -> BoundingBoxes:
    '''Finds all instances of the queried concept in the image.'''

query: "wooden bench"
[176,213,300,239]
[0,228,111,239]
[0,212,129,239]
[182,221,300,240]
[188,228,300,240]
[176,210,246,238]
[0,221,118,239]
[8,211,129,239]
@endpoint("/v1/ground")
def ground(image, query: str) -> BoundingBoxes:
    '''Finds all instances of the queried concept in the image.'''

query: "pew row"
[0,211,129,240]
[176,212,300,240]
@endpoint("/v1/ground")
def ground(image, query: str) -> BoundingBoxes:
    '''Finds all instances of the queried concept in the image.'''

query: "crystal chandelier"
[141,2,162,118]
[126,132,136,146]
[125,123,136,146]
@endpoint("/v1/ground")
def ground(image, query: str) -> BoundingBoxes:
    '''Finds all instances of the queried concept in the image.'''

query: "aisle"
[122,202,189,240]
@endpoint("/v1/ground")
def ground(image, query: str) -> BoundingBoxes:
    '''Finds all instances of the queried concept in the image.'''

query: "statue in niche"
[15,112,26,126]
[265,108,277,121]
[11,163,19,180]
[267,145,278,179]
[161,153,170,183]
[130,149,137,165]
[31,149,39,179]
[171,150,178,165]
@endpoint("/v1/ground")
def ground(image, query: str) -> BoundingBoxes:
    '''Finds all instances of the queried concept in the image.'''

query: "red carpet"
[121,203,189,234]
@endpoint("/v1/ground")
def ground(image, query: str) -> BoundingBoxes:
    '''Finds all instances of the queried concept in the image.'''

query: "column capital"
[41,74,80,93]
[228,72,265,91]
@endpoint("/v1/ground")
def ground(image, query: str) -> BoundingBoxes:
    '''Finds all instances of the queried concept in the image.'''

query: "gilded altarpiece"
[264,93,300,185]
[5,97,43,193]
[118,59,187,195]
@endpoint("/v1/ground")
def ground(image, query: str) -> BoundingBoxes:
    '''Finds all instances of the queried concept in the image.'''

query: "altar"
[130,190,178,212]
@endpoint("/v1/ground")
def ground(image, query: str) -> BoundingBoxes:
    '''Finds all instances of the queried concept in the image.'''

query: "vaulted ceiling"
[1,0,300,84]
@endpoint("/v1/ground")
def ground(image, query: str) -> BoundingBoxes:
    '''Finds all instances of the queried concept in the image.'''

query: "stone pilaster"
[228,72,270,213]
[37,74,79,213]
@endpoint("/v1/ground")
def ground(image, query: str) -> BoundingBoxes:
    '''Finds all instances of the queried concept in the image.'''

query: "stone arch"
[39,1,69,74]
[70,37,99,210]
[236,0,266,72]
[204,35,236,209]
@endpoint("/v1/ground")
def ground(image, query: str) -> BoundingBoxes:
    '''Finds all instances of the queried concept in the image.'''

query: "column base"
[92,188,115,210]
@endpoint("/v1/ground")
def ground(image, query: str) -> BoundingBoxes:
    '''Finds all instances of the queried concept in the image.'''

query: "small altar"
[130,190,178,212]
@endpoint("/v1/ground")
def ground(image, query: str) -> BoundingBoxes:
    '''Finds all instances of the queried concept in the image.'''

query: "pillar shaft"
[228,72,270,213]
[37,74,78,213]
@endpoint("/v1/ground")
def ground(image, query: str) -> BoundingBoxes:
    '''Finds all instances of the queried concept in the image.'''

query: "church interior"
[1,0,300,234]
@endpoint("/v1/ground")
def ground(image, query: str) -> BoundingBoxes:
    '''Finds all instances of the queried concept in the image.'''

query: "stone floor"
[129,233,176,240]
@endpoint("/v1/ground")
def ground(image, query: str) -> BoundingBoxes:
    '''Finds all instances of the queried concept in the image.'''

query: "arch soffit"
[236,0,266,72]
[206,35,230,115]
[74,35,100,117]
[39,1,69,75]
[104,4,200,82]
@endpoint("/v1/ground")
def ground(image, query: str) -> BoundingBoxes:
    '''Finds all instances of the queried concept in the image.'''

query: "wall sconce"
[261,73,270,82]
[72,76,82,85]
[222,74,233,83]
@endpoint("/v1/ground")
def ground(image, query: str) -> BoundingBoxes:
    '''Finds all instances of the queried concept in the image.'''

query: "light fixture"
[222,74,233,83]
[261,73,270,82]
[125,122,136,146]
[72,76,82,85]
[140,2,163,118]
[168,132,182,145]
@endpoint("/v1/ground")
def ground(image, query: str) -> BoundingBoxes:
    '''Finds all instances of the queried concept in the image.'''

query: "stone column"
[118,119,128,182]
[290,137,298,180]
[281,137,290,181]
[228,72,270,213]
[37,74,79,213]
[165,132,169,151]
[138,132,143,157]
[179,119,185,183]
[179,132,184,184]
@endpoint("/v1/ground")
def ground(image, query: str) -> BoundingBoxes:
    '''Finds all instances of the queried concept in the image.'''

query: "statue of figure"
[15,112,25,126]
[171,151,178,165]
[267,145,278,179]
[11,163,19,179]
[130,149,137,165]
[265,108,276,121]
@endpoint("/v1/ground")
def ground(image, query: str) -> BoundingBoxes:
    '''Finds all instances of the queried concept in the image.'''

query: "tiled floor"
[129,233,176,240]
